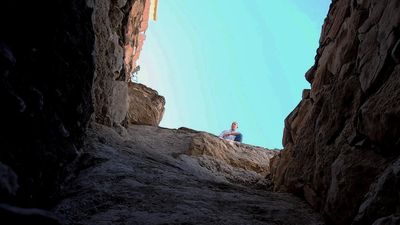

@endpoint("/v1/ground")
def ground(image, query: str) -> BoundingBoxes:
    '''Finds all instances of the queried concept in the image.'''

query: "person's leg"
[234,133,243,142]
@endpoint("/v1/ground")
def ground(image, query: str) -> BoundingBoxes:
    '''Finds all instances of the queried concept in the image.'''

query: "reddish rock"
[124,0,151,78]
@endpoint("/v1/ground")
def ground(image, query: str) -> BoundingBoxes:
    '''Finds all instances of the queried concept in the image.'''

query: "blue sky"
[138,0,331,149]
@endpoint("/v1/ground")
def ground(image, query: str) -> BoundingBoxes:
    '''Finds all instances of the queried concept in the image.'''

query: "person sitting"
[218,121,243,143]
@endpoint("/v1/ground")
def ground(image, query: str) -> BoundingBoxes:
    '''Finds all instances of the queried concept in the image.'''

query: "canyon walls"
[3,0,399,224]
[90,0,150,126]
[0,0,95,207]
[0,0,151,214]
[271,0,400,224]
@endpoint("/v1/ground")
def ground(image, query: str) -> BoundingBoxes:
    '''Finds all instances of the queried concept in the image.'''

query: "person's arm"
[230,132,240,136]
[219,130,231,138]
[223,132,232,137]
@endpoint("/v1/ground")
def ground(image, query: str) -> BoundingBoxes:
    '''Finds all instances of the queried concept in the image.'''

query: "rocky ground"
[53,124,324,225]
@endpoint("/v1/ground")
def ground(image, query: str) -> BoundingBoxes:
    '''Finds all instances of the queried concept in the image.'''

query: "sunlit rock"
[127,82,165,126]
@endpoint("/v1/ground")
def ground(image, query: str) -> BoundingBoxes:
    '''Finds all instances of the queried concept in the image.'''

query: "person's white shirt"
[219,130,236,140]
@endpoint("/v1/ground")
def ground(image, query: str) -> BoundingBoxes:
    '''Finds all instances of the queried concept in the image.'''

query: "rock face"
[91,0,151,126]
[271,0,400,224]
[0,0,94,206]
[188,132,277,185]
[0,203,62,225]
[124,0,151,77]
[0,0,151,214]
[54,123,323,225]
[127,82,165,126]
[3,0,399,223]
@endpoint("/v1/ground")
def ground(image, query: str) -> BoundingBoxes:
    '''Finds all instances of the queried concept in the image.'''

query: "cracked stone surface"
[54,124,324,225]
[271,0,400,224]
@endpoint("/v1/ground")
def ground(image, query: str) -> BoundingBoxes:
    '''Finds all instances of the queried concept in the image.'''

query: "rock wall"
[271,0,400,224]
[0,0,151,216]
[0,0,94,207]
[91,0,151,126]
[127,82,165,126]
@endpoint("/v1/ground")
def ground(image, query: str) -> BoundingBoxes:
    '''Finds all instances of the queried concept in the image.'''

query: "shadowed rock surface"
[0,0,150,222]
[91,0,150,126]
[0,203,62,225]
[1,0,398,224]
[54,124,323,225]
[271,0,400,224]
[0,0,94,207]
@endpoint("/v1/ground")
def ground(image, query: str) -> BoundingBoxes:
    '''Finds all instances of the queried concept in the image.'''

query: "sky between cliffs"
[138,0,331,149]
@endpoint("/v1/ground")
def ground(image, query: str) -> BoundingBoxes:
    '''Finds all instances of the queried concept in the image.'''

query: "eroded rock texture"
[91,0,150,126]
[0,0,94,207]
[127,82,165,126]
[0,0,151,219]
[271,0,400,224]
[54,124,323,225]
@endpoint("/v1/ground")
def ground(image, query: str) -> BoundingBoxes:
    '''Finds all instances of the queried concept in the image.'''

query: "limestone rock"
[271,0,400,224]
[127,82,165,126]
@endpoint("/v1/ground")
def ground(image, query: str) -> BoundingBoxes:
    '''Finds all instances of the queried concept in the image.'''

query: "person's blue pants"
[234,133,243,142]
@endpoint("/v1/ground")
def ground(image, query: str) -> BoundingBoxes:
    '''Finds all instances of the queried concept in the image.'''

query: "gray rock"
[54,123,323,225]
[0,203,62,225]
[91,0,148,127]
[353,159,400,225]
[372,215,400,225]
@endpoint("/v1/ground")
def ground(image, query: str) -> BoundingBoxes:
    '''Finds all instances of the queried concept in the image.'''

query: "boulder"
[126,82,165,126]
[187,132,279,185]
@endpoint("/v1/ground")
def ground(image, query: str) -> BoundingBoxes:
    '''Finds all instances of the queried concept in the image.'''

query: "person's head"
[231,121,238,130]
